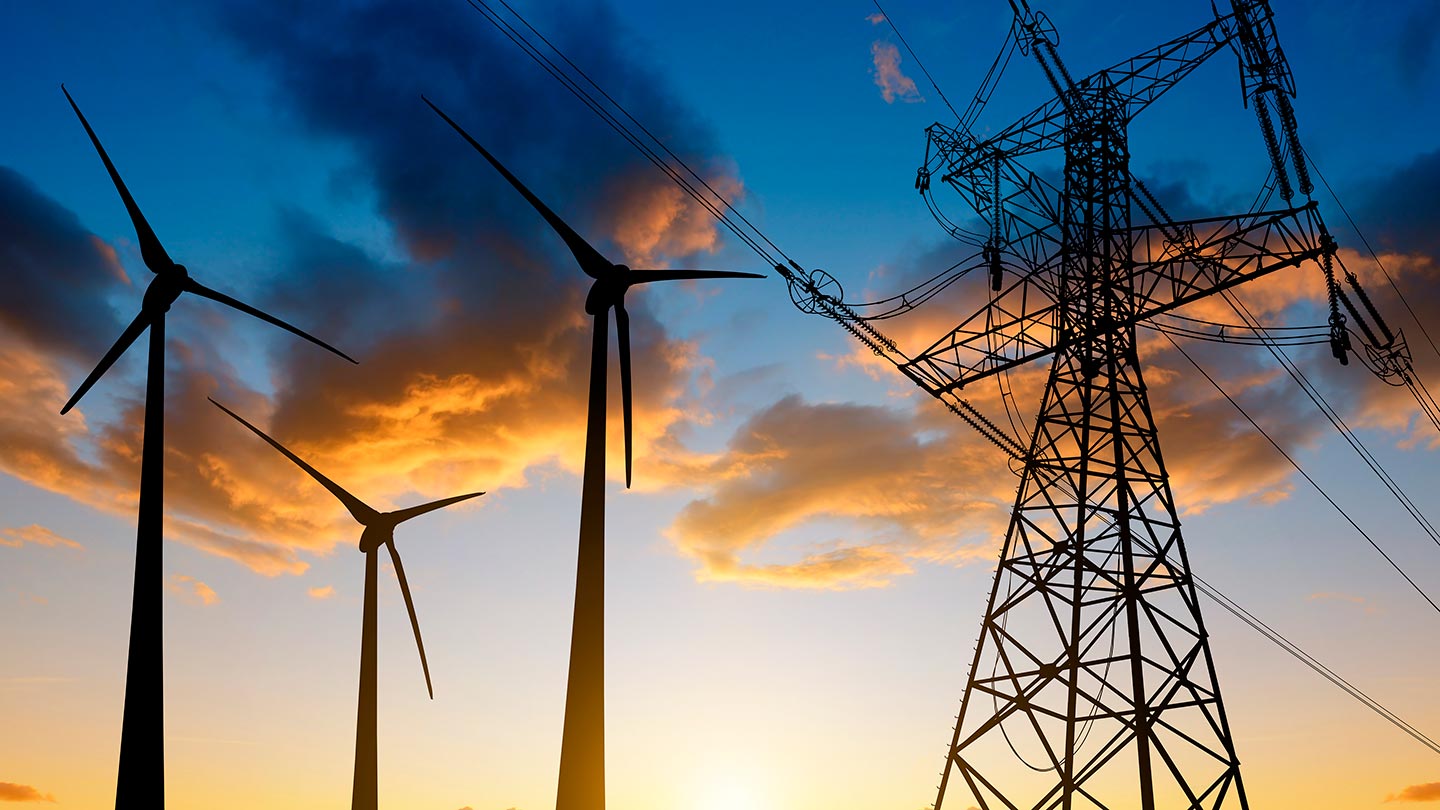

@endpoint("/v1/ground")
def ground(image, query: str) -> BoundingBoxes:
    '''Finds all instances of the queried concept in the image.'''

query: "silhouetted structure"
[210,399,481,810]
[761,0,1440,805]
[57,86,355,809]
[787,2,1341,806]
[423,96,762,810]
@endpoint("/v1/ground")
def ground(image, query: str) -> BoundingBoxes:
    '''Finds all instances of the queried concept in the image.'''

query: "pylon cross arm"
[940,14,1233,177]
[902,202,1329,397]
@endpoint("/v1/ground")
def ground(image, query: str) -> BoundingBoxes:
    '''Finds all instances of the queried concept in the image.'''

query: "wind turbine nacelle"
[585,268,628,315]
[359,523,394,554]
[142,264,189,314]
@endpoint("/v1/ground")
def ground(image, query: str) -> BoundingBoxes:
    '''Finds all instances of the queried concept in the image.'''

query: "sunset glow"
[2,0,1439,808]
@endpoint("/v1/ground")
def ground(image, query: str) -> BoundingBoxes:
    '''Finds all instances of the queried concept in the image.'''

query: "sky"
[1,0,1439,808]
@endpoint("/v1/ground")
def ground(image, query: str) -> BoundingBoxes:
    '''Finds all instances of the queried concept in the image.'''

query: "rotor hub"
[584,265,630,314]
[142,264,189,314]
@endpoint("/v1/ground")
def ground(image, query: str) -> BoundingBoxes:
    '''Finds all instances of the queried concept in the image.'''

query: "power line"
[1192,573,1440,757]
[1304,146,1440,362]
[1030,377,1440,757]
[462,0,788,268]
[870,0,964,123]
[1164,330,1440,615]
[1222,292,1440,552]
[451,0,1440,764]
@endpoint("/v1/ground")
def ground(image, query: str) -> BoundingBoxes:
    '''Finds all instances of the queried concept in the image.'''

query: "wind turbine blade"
[60,308,151,414]
[626,269,767,285]
[422,96,612,279]
[385,540,432,700]
[182,278,357,364]
[388,491,485,525]
[62,85,174,275]
[614,301,634,489]
[207,398,380,525]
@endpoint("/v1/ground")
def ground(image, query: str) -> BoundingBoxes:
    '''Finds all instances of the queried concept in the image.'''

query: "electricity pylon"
[777,1,1338,807]
[916,2,1326,807]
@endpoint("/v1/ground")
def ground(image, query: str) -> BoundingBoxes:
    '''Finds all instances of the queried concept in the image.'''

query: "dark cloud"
[6,0,1434,592]
[0,165,126,359]
[261,208,420,353]
[1397,4,1440,89]
[1357,147,1440,258]
[1131,167,1255,225]
[1,0,752,575]
[212,0,746,447]
[219,0,726,273]
[1328,147,1440,443]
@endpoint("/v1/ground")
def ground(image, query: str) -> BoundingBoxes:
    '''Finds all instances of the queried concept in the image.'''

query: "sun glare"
[693,779,772,810]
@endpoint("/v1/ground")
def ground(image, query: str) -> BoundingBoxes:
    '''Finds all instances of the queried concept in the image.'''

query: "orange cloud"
[0,782,55,803]
[871,41,924,104]
[1388,782,1440,802]
[0,144,733,581]
[0,524,82,551]
[1308,591,1365,604]
[671,214,1440,590]
[0,0,771,581]
[1307,591,1380,614]
[168,574,220,606]
[308,585,336,600]
[595,163,745,267]
[838,222,1440,510]
[661,395,1012,590]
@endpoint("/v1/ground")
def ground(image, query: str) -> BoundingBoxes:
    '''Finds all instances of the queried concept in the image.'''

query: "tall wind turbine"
[210,399,482,810]
[424,97,763,810]
[57,86,355,808]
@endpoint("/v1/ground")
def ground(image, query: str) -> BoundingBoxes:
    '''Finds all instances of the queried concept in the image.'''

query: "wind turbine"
[209,398,482,810]
[57,86,355,808]
[423,96,764,810]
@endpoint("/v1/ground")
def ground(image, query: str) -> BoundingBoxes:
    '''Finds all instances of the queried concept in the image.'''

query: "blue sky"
[1,0,1438,807]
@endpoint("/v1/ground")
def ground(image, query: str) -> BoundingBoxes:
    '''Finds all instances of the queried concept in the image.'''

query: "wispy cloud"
[0,524,82,551]
[1307,591,1380,614]
[307,585,335,600]
[0,782,56,803]
[168,574,220,606]
[0,676,79,687]
[1388,782,1440,802]
[871,41,924,104]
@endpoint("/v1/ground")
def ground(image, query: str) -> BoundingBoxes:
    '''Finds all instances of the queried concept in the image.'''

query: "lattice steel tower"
[893,1,1333,807]
[773,0,1433,804]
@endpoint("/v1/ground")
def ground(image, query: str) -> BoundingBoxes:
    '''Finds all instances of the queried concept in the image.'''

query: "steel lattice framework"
[777,1,1340,807]
[915,3,1328,807]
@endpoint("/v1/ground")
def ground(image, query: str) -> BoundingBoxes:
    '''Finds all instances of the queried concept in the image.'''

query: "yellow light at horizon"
[691,776,773,810]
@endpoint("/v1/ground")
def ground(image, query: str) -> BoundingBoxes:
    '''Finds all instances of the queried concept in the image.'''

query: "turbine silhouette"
[424,96,763,810]
[57,85,355,808]
[210,399,482,810]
